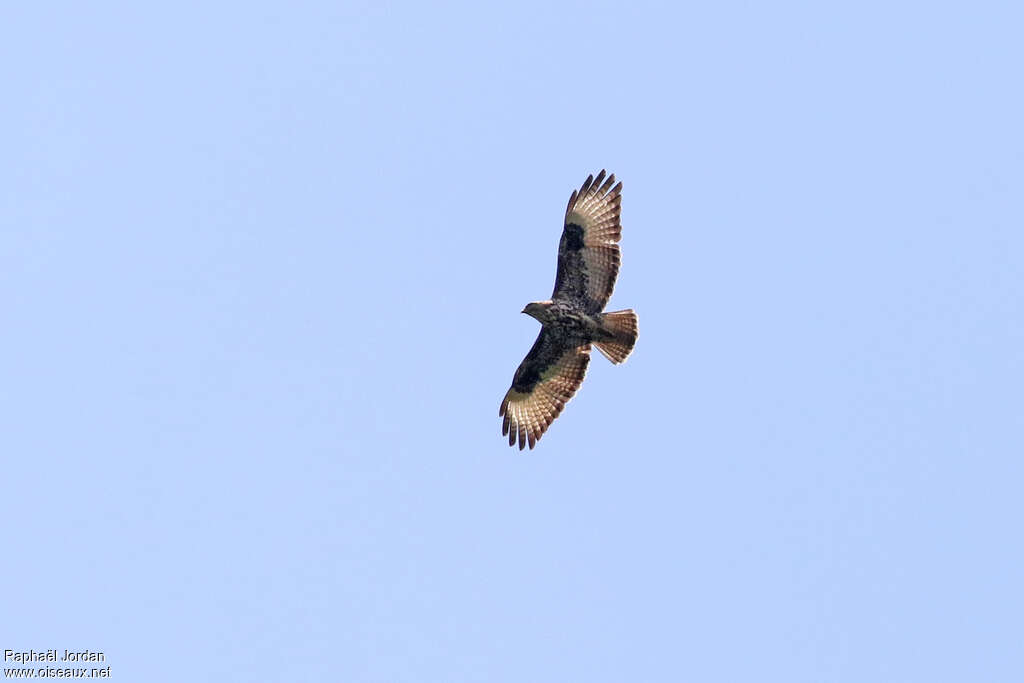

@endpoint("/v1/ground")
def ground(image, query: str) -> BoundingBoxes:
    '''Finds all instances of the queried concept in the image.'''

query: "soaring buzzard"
[499,170,638,450]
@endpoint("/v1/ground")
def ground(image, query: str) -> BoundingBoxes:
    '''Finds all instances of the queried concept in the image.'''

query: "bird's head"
[522,300,553,322]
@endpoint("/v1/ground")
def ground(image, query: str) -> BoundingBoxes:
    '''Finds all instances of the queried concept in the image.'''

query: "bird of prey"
[499,170,638,450]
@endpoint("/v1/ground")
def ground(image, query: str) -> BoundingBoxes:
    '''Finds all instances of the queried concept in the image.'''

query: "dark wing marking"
[499,330,591,450]
[551,170,623,314]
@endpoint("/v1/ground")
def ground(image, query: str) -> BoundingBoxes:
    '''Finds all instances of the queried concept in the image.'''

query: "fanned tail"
[594,309,638,364]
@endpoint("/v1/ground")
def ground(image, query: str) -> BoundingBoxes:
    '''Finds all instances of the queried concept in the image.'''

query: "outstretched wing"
[499,330,591,450]
[551,170,623,314]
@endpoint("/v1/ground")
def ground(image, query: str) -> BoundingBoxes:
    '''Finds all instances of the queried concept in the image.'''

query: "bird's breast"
[545,307,601,340]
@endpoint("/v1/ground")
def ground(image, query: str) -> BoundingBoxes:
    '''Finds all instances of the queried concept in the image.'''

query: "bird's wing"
[551,170,623,313]
[499,330,591,450]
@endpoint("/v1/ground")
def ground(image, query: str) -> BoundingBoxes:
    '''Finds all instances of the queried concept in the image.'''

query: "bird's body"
[500,171,638,450]
[523,300,599,338]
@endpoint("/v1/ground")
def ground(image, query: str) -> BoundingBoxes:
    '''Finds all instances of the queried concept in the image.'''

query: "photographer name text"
[4,650,105,664]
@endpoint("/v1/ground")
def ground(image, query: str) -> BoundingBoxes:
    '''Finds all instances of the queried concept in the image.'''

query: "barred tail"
[594,309,638,364]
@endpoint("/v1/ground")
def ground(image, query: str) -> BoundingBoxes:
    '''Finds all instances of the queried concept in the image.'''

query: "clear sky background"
[3,2,1022,681]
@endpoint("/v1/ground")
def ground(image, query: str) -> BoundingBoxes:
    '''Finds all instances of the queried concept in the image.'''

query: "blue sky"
[3,1,1022,681]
